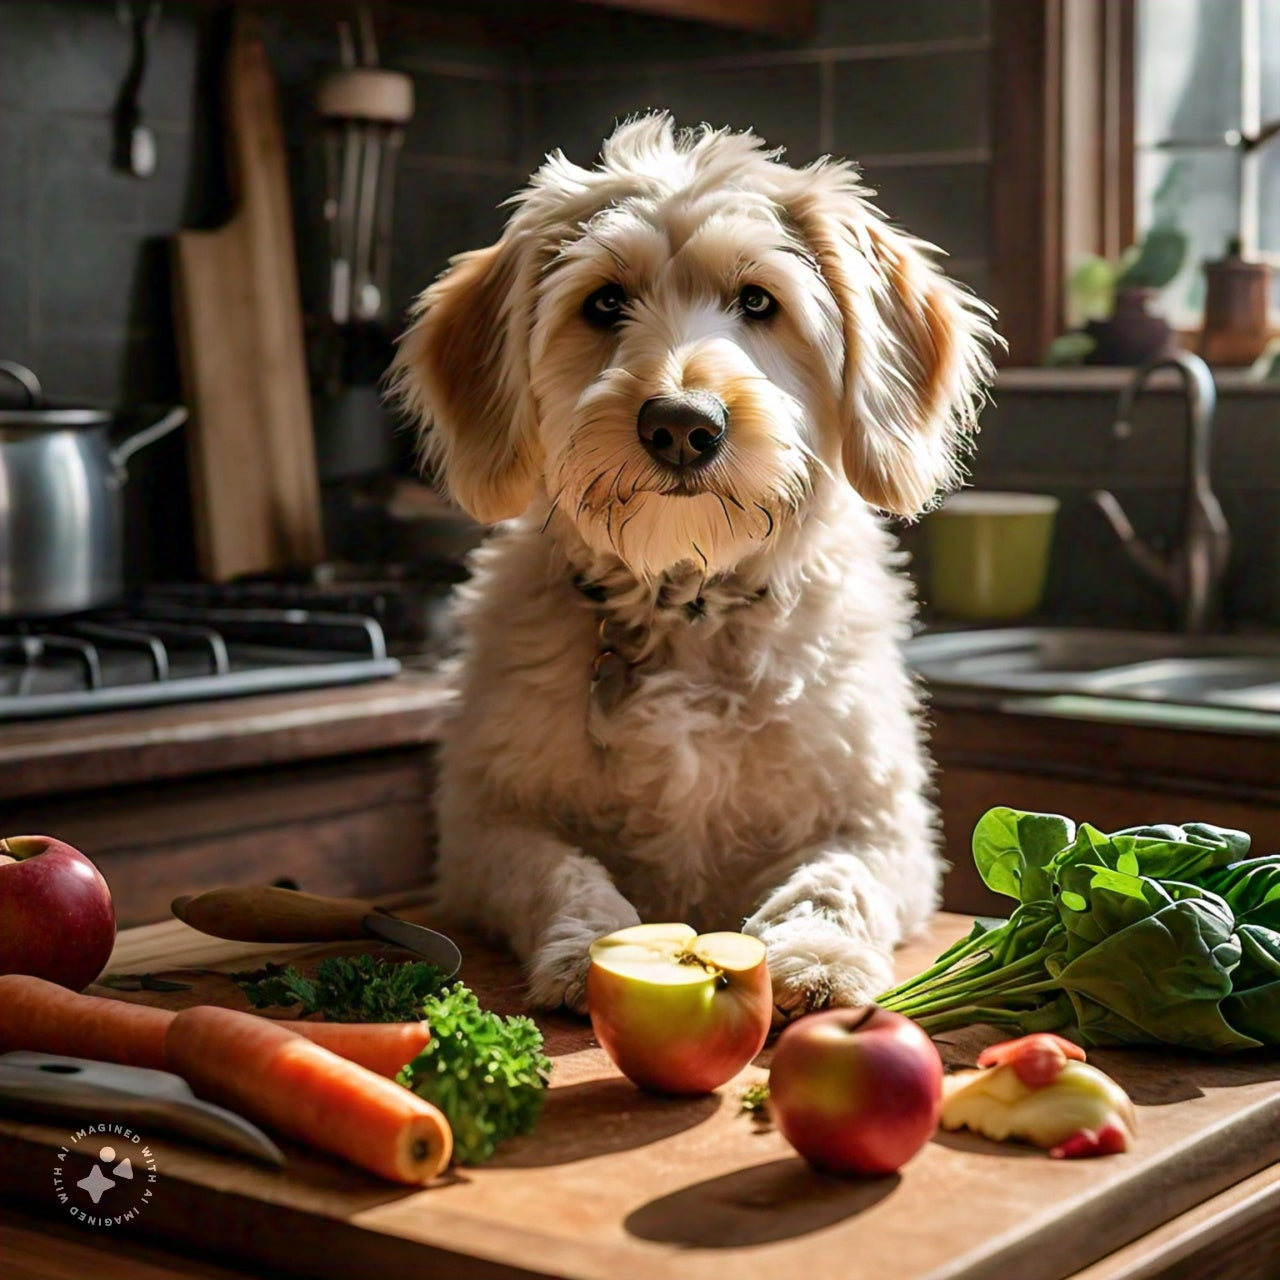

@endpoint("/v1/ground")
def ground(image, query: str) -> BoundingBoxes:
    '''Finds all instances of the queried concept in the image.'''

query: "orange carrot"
[277,1018,431,1078]
[165,1005,452,1183]
[0,975,430,1078]
[0,973,171,1069]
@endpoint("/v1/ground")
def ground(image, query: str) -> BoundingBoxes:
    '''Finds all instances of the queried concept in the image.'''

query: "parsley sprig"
[739,1080,771,1117]
[398,985,552,1165]
[235,954,446,1023]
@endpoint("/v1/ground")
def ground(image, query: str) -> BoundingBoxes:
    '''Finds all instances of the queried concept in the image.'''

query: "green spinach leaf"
[1222,979,1280,1042]
[972,807,1075,904]
[1054,860,1168,960]
[1199,855,1280,926]
[1116,822,1251,862]
[1049,872,1253,1051]
[1232,923,1280,987]
[1055,822,1248,883]
[877,806,1280,1053]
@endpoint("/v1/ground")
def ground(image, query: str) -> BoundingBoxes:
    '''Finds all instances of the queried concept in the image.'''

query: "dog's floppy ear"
[390,233,541,524]
[781,165,995,516]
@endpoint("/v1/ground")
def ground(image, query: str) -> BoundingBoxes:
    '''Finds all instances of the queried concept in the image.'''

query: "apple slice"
[586,923,772,1094]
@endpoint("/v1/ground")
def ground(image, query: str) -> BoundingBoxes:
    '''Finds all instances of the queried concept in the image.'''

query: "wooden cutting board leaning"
[171,7,324,581]
[2,905,1279,1280]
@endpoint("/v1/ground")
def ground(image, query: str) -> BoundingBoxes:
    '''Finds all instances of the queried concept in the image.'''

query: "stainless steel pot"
[0,360,188,617]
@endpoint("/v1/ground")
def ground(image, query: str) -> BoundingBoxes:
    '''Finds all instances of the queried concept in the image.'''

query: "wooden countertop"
[3,909,1280,1280]
[0,671,453,801]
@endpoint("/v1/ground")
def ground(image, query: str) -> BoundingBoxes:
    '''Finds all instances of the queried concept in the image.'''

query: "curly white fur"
[391,115,995,1017]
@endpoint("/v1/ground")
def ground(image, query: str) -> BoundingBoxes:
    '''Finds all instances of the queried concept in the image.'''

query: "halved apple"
[586,923,772,1094]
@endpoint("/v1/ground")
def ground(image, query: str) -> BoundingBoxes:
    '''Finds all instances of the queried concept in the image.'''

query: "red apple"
[0,835,116,990]
[587,923,772,1094]
[768,1005,943,1175]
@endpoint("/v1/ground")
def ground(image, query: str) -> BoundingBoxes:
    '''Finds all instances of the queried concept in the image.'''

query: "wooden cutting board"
[171,7,324,581]
[2,907,1279,1280]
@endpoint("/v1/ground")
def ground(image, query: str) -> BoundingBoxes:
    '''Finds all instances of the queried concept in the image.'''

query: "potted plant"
[1048,225,1188,366]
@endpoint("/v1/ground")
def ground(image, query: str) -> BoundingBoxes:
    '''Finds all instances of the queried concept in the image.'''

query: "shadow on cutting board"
[486,1077,719,1168]
[625,1157,899,1247]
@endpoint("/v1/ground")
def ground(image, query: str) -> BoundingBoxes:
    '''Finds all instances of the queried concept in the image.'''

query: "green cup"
[927,492,1059,621]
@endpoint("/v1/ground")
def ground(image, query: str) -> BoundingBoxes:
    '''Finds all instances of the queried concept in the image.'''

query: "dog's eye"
[582,283,628,329]
[738,285,778,320]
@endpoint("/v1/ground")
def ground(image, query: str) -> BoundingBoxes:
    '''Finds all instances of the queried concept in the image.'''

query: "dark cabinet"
[929,704,1280,916]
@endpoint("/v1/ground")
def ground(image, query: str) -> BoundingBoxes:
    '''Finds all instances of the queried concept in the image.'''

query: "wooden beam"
[989,0,1136,364]
[1062,0,1137,270]
[1109,0,1138,257]
[990,0,1064,366]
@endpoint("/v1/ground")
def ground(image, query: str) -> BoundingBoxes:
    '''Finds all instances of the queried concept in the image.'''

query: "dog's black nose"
[636,393,728,468]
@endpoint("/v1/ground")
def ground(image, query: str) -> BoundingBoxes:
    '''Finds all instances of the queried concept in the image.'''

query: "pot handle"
[0,360,43,407]
[109,405,189,481]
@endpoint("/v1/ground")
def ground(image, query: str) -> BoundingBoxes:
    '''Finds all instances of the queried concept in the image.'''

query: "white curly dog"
[392,114,994,1018]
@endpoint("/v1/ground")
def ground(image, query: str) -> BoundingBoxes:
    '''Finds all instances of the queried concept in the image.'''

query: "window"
[989,0,1280,364]
[1135,0,1280,323]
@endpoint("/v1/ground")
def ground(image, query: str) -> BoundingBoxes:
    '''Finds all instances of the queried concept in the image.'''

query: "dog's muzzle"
[636,392,728,469]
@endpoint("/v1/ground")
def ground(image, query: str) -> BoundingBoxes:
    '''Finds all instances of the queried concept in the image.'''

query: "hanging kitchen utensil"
[312,9,414,482]
[316,10,414,329]
[0,1051,285,1166]
[170,886,464,977]
[113,1,160,178]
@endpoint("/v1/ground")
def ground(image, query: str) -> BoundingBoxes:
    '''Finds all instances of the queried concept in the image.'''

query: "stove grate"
[0,605,402,721]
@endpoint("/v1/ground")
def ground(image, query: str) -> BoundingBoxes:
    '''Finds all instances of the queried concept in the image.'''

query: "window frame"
[989,0,1136,366]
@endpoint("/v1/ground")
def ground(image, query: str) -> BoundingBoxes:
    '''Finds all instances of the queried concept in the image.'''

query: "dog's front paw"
[527,944,593,1014]
[526,911,637,1013]
[753,918,896,1023]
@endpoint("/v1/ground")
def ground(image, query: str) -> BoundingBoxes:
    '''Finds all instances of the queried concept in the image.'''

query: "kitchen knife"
[170,886,463,978]
[0,1051,286,1167]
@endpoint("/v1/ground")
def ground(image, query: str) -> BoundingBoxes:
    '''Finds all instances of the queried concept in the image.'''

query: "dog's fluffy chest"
[466,601,847,916]
[446,504,921,916]
[462,567,810,820]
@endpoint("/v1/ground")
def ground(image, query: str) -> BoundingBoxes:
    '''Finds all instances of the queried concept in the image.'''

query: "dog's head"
[392,115,995,579]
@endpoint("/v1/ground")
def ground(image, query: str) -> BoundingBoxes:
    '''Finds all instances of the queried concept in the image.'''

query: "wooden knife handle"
[171,886,373,943]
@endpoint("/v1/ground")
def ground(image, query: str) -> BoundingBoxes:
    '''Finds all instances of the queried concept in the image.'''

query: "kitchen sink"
[906,627,1280,711]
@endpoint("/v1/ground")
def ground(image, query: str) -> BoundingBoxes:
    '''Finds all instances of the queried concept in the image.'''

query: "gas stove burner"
[0,565,465,721]
[140,562,464,656]
[0,603,402,721]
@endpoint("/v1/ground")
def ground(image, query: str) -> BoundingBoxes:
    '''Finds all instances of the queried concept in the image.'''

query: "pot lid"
[0,407,114,429]
[0,360,114,428]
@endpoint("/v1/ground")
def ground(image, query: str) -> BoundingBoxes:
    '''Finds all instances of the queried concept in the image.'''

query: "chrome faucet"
[1091,351,1230,634]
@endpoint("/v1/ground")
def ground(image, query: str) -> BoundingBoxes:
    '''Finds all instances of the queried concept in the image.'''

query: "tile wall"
[1,0,1276,628]
[0,0,994,583]
[0,0,995,399]
[518,0,992,298]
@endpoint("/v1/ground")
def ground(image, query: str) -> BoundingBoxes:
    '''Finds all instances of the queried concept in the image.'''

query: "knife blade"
[0,1051,286,1166]
[170,886,462,978]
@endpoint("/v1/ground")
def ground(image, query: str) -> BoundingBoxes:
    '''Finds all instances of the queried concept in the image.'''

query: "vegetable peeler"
[171,886,463,978]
